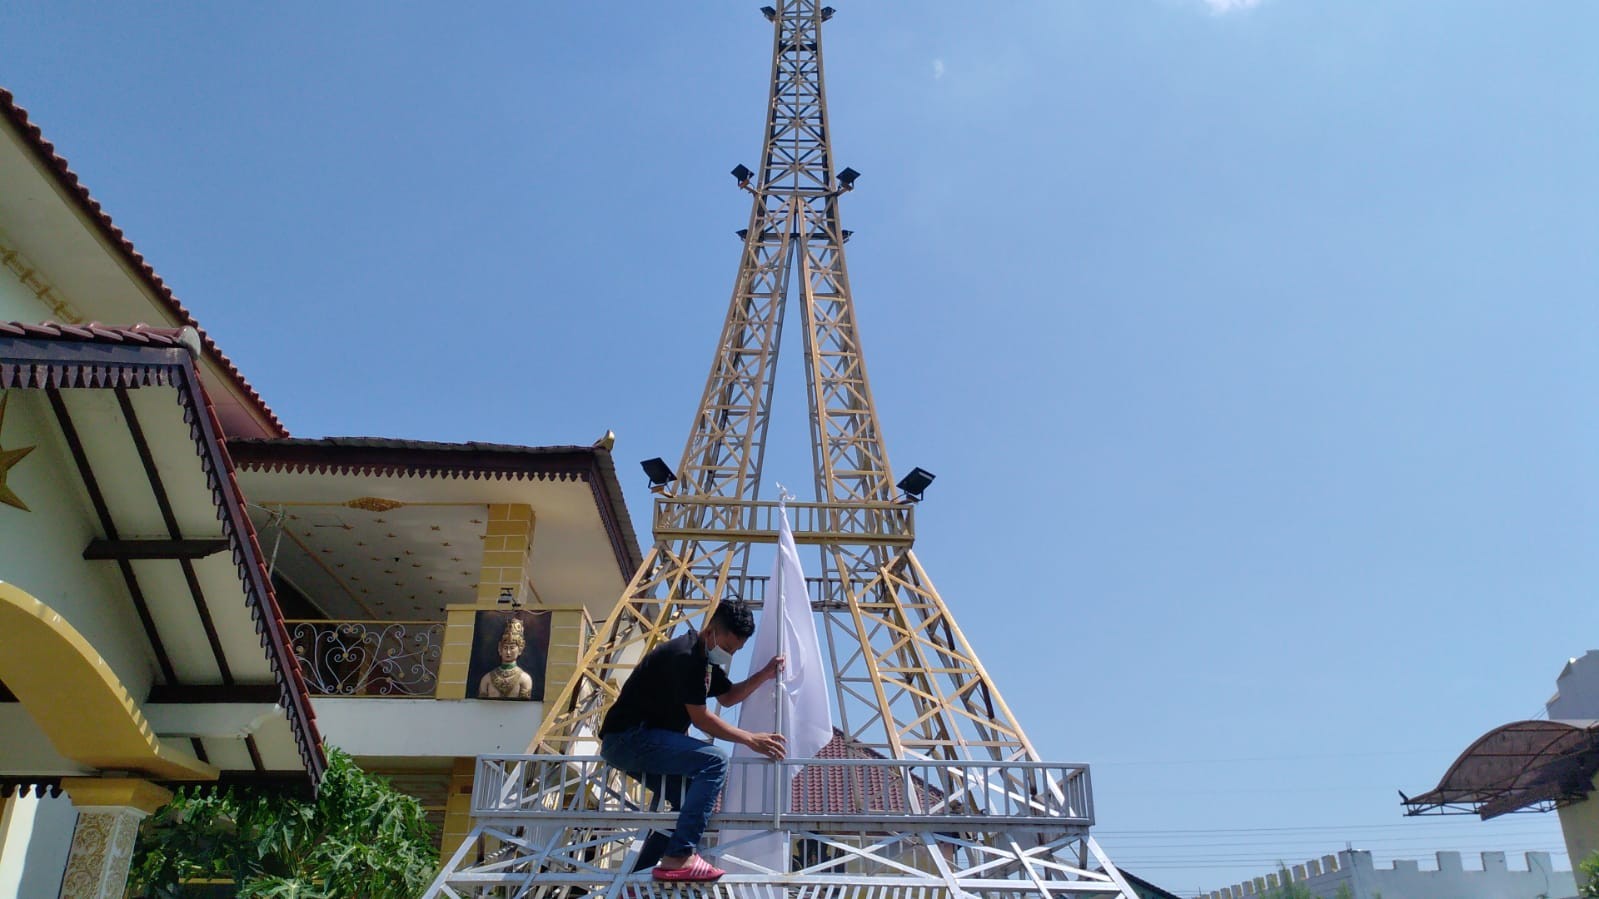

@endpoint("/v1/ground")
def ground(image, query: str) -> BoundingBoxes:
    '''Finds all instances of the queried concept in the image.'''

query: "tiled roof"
[0,320,194,346]
[231,435,603,457]
[790,731,943,816]
[0,87,287,437]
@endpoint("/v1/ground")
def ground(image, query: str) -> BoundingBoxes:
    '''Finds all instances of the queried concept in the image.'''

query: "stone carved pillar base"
[59,778,172,899]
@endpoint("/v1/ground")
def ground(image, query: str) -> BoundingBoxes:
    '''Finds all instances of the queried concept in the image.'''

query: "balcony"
[285,620,444,697]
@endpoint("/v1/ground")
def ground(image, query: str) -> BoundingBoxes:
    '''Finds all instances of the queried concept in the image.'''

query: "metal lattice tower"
[424,4,1137,897]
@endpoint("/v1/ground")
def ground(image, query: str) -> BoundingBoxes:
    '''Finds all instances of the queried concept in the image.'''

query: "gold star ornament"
[0,390,37,512]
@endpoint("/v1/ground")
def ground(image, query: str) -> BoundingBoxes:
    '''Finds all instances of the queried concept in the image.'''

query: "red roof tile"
[0,320,192,346]
[790,731,943,816]
[0,87,287,437]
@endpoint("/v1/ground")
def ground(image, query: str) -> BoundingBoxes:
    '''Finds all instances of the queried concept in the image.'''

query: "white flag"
[718,498,832,876]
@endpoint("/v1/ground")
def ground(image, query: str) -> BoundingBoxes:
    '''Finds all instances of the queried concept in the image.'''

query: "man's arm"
[686,704,786,759]
[717,656,783,707]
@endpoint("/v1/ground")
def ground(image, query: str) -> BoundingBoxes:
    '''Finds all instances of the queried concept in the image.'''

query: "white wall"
[0,791,77,899]
[1547,651,1599,869]
[1548,651,1599,720]
[1206,849,1575,899]
[0,228,68,323]
[0,391,159,704]
[310,698,545,757]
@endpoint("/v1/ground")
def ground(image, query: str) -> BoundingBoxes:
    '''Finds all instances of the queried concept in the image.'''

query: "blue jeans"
[601,727,729,866]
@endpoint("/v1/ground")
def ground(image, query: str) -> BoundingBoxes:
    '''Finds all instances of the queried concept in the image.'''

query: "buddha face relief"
[499,636,524,665]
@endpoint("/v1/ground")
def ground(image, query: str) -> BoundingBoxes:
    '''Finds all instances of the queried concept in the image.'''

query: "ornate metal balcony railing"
[654,497,915,547]
[285,620,443,697]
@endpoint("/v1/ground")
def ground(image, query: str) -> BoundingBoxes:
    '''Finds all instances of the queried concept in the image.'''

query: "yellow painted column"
[542,609,593,722]
[437,504,537,700]
[476,503,536,604]
[435,605,478,701]
[58,778,171,899]
[441,757,476,857]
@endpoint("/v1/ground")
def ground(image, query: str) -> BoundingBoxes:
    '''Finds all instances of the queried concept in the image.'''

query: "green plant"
[1579,850,1599,899]
[130,747,437,898]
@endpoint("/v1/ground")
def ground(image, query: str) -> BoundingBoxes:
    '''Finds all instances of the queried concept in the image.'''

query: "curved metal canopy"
[1402,719,1599,819]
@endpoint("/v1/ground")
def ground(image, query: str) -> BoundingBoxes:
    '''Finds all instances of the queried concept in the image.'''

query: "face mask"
[707,644,734,667]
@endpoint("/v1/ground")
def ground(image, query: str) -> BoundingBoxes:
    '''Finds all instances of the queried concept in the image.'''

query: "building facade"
[0,85,639,896]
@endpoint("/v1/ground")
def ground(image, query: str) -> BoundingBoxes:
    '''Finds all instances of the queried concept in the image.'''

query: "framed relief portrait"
[467,609,551,701]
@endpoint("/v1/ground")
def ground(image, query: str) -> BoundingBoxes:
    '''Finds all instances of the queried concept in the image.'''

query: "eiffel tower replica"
[424,3,1137,897]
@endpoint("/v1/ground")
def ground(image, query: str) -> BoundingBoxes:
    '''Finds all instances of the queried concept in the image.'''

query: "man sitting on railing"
[599,600,787,883]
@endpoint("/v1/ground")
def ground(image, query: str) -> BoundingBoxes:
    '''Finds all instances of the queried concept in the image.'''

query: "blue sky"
[4,1,1597,893]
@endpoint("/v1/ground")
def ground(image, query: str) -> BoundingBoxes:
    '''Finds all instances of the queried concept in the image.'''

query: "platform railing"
[653,497,915,546]
[426,755,1130,897]
[723,573,844,607]
[468,754,1093,831]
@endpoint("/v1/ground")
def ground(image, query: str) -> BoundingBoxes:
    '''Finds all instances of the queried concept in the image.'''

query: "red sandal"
[652,855,726,883]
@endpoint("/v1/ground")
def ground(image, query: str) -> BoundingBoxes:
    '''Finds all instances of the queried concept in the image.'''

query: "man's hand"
[758,655,786,682]
[745,731,787,760]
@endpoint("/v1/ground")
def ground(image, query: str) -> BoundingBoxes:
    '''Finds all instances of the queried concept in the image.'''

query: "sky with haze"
[4,1,1597,894]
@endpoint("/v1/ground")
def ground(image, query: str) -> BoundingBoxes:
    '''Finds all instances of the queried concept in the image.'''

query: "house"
[0,85,639,897]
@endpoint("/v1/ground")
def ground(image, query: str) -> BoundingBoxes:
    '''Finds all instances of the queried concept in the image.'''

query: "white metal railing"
[468,754,1093,831]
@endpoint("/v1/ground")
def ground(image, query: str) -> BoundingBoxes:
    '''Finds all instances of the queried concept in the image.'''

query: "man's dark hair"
[710,600,756,639]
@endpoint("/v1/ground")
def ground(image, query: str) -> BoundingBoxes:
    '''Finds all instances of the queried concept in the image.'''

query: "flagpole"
[772,486,789,832]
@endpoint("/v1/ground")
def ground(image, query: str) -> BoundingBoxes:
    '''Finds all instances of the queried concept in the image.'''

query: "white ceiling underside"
[237,467,630,621]
[61,386,272,683]
[0,381,305,777]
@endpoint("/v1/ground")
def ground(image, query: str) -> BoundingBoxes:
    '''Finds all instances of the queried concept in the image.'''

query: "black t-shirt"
[600,630,733,736]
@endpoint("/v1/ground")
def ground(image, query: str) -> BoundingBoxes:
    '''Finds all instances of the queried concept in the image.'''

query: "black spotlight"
[731,163,754,185]
[896,467,936,502]
[760,6,777,21]
[641,457,677,490]
[837,167,860,190]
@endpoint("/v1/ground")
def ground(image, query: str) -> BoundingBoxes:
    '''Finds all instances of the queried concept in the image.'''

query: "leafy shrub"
[1579,850,1599,899]
[130,747,437,898]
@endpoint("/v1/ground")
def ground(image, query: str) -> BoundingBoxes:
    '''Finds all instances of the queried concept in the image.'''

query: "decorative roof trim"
[0,88,287,437]
[178,365,326,785]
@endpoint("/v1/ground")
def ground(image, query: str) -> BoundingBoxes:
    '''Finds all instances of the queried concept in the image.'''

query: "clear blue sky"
[5,1,1596,894]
